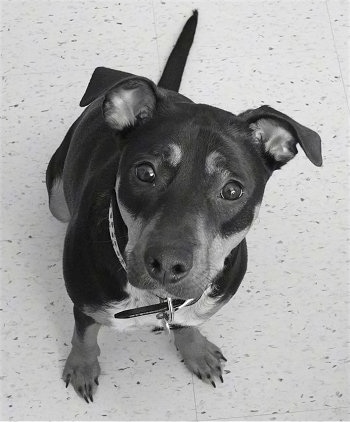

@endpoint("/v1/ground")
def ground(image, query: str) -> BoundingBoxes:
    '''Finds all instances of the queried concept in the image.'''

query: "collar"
[108,189,127,271]
[114,297,197,321]
[108,189,197,322]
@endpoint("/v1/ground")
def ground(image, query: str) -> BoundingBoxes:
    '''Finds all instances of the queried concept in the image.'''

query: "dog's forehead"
[125,104,257,177]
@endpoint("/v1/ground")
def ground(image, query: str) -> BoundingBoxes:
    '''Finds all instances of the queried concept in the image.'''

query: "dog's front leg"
[173,326,226,387]
[63,306,101,403]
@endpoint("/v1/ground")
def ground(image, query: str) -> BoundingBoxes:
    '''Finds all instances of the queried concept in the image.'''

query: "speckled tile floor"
[1,0,349,420]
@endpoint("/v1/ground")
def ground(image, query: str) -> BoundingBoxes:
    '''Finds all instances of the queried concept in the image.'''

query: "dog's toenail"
[65,374,71,388]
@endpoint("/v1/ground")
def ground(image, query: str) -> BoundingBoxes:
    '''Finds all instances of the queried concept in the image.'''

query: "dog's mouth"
[151,286,194,301]
[127,267,209,301]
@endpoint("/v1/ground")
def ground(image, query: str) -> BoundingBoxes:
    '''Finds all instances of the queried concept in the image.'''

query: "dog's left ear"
[239,105,322,168]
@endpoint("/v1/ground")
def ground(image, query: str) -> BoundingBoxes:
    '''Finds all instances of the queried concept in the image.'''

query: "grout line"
[192,374,199,422]
[151,0,161,79]
[325,0,350,114]
[197,405,350,421]
[1,61,159,79]
[2,43,341,74]
[1,45,343,81]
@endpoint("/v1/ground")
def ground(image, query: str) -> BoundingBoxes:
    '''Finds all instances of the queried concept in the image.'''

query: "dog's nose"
[144,246,193,284]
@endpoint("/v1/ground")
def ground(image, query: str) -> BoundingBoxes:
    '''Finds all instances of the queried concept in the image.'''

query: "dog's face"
[115,104,268,299]
[100,77,322,299]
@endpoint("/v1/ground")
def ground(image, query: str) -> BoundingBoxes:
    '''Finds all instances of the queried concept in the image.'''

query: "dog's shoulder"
[63,180,128,308]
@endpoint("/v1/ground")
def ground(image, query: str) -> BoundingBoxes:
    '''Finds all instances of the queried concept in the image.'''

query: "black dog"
[46,11,322,402]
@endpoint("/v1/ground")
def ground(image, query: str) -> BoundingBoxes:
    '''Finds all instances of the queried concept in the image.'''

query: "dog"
[46,10,322,403]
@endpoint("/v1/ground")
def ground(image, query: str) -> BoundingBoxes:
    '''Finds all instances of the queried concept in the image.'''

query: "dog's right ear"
[80,67,134,107]
[102,77,158,131]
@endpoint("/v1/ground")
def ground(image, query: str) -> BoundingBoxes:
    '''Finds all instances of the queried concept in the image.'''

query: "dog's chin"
[127,273,205,300]
[150,287,185,300]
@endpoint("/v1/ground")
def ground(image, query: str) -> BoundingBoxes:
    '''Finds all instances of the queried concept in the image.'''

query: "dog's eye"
[135,163,156,183]
[220,181,243,200]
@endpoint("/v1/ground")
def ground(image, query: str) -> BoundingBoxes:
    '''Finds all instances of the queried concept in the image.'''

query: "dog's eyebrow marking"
[166,143,182,166]
[152,143,182,167]
[205,151,230,178]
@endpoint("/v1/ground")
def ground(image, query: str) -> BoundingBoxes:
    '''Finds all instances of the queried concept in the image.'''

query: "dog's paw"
[62,348,101,403]
[173,327,227,387]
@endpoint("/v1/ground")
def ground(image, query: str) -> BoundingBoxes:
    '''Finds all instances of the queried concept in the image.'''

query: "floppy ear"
[102,76,159,131]
[239,105,322,168]
[80,67,134,107]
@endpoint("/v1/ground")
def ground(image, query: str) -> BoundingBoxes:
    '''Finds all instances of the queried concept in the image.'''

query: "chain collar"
[108,196,127,271]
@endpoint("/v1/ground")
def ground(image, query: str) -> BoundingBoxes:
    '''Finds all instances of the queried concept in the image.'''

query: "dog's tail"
[157,10,198,92]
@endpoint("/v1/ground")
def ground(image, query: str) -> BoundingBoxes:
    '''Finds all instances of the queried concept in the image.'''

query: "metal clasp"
[155,297,196,336]
[156,297,175,335]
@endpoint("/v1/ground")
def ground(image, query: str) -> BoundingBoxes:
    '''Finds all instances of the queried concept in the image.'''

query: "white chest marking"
[83,283,223,331]
[84,285,164,331]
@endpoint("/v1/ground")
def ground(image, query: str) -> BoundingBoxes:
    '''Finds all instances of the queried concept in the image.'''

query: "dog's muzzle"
[109,191,198,329]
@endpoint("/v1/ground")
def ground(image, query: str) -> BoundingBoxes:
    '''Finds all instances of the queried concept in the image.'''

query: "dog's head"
[82,69,322,300]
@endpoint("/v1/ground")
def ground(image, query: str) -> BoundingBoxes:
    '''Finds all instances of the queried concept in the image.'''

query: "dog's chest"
[83,284,164,331]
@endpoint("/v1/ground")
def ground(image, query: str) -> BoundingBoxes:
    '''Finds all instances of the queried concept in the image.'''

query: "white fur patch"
[49,178,70,222]
[253,203,261,220]
[200,202,261,281]
[171,285,221,326]
[104,89,136,130]
[167,143,182,166]
[104,84,155,131]
[264,125,295,161]
[205,151,223,175]
[205,151,232,181]
[209,228,249,275]
[83,283,220,330]
[250,119,295,163]
[115,176,143,255]
[83,284,164,331]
